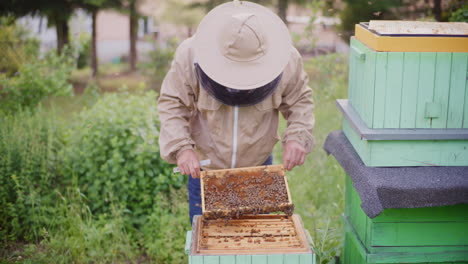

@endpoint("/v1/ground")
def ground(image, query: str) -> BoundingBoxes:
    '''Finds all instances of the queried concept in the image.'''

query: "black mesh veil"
[194,63,282,107]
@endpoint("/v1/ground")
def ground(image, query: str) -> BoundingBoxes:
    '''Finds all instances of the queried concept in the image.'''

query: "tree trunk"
[38,16,43,34]
[56,21,63,54]
[433,0,442,21]
[143,16,148,35]
[91,10,98,77]
[278,0,289,26]
[129,0,138,71]
[55,16,70,54]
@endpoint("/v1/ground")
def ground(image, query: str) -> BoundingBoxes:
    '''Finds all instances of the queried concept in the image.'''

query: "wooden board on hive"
[367,21,468,36]
[191,214,312,256]
[200,165,294,219]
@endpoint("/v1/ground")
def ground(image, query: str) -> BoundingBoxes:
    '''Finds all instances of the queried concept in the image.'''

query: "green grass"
[274,53,348,263]
[70,63,149,94]
[1,53,349,264]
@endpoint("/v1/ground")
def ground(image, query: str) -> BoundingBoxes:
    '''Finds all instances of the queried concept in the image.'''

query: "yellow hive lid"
[355,21,468,52]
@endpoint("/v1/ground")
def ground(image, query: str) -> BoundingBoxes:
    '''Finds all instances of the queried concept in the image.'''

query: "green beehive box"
[343,176,468,264]
[349,22,468,130]
[338,99,468,166]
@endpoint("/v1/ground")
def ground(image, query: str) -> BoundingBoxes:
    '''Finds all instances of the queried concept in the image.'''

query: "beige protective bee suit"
[157,37,315,170]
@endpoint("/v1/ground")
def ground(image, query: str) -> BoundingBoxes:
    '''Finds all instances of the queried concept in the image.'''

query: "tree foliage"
[449,3,468,22]
[154,0,204,37]
[0,48,74,113]
[0,0,76,53]
[339,0,402,37]
[0,17,39,75]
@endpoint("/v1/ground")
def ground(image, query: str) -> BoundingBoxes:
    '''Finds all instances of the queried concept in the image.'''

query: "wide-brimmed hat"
[193,0,292,90]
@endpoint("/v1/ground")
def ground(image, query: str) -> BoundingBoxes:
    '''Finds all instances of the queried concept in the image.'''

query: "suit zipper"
[231,105,239,168]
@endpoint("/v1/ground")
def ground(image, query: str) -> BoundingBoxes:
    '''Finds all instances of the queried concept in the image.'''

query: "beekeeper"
[158,0,315,222]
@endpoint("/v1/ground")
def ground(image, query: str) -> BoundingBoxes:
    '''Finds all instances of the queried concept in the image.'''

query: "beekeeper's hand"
[283,140,306,171]
[177,149,201,178]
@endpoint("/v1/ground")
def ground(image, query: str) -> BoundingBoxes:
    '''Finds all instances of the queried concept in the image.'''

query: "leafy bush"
[0,48,74,113]
[0,110,65,243]
[0,93,189,263]
[450,4,468,22]
[64,91,182,225]
[76,33,91,69]
[141,190,190,263]
[0,17,40,76]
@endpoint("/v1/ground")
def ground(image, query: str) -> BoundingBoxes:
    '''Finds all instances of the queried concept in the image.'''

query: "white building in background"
[17,8,155,63]
[17,9,92,53]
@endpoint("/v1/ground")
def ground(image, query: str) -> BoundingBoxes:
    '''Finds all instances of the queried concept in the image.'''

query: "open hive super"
[201,165,294,219]
[187,165,315,262]
[191,214,312,255]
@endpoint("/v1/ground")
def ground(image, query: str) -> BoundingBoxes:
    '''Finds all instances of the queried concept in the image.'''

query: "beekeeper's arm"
[158,41,200,177]
[279,48,315,171]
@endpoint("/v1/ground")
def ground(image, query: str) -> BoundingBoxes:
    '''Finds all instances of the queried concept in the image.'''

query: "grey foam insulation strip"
[323,131,468,218]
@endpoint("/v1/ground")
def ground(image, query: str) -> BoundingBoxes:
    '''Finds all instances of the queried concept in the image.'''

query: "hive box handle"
[352,46,366,61]
[425,102,440,119]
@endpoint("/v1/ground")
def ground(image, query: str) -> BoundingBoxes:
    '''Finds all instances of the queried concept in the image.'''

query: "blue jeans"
[188,155,273,225]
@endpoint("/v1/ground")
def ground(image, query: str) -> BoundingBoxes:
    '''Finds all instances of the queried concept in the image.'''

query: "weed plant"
[0,109,65,243]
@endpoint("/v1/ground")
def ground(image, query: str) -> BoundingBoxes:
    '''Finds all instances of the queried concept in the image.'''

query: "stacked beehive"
[185,165,316,264]
[329,21,468,264]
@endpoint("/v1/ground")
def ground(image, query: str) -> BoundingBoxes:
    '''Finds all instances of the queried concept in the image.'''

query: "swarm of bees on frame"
[203,170,294,221]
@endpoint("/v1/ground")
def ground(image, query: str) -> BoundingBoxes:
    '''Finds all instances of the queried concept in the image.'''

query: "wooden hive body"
[349,24,468,130]
[185,165,315,264]
[342,22,468,167]
[338,99,468,167]
[343,175,468,264]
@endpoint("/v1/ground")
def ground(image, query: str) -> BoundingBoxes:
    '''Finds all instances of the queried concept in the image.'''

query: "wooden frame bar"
[190,215,312,256]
